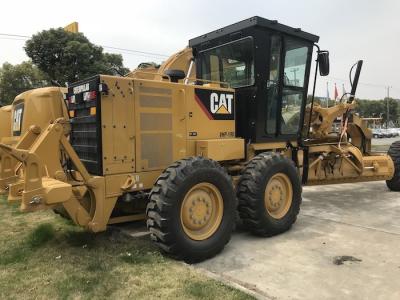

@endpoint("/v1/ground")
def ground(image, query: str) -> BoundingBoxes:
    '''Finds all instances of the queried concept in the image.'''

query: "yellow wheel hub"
[264,173,293,219]
[180,183,223,241]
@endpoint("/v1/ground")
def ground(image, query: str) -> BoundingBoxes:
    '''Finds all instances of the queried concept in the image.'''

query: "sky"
[1,0,399,100]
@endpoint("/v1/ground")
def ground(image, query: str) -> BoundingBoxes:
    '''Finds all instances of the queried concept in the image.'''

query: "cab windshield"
[198,37,254,88]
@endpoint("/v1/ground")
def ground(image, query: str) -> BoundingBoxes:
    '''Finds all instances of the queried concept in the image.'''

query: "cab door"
[279,38,311,137]
[262,35,312,140]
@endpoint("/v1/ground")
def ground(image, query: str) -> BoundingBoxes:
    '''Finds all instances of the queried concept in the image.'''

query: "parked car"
[383,129,393,138]
[372,129,385,138]
[388,128,400,137]
[372,128,400,138]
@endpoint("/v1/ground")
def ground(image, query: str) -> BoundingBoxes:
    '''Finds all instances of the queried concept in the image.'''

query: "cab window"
[199,37,254,88]
[281,39,309,134]
[280,90,304,134]
[283,41,308,88]
[265,35,282,134]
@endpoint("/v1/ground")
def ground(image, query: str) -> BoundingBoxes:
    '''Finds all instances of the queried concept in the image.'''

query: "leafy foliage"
[0,61,47,105]
[25,28,129,85]
[356,98,400,126]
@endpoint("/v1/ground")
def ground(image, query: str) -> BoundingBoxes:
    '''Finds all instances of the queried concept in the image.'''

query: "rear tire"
[146,157,235,263]
[237,152,302,236]
[386,141,400,191]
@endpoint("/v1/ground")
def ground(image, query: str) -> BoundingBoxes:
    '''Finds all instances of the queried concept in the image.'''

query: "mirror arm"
[306,44,321,139]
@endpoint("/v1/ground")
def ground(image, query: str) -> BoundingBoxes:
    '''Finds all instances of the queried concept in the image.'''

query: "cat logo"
[210,93,233,115]
[12,103,24,136]
[194,89,235,120]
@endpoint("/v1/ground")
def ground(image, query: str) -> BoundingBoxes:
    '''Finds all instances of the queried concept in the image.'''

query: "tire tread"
[386,141,400,191]
[237,152,302,236]
[146,156,235,262]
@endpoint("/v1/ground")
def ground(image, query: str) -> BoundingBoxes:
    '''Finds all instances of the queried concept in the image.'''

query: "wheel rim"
[264,173,293,219]
[180,182,224,241]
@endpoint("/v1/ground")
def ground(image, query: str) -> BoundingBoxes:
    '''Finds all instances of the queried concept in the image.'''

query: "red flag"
[334,83,339,100]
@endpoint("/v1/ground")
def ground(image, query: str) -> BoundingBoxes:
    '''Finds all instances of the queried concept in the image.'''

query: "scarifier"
[1,17,399,262]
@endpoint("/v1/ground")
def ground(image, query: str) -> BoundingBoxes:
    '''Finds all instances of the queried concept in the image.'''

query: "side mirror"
[318,51,330,76]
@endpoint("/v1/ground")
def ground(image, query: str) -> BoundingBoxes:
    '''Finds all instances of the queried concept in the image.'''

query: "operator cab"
[190,16,321,143]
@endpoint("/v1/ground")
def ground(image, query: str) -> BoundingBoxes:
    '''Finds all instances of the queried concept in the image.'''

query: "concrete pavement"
[195,181,400,300]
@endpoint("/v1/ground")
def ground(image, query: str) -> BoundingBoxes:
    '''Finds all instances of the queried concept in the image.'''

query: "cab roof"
[189,16,319,47]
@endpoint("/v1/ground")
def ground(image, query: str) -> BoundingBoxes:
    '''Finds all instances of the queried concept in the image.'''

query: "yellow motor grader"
[0,88,68,198]
[0,105,11,141]
[0,104,12,192]
[1,16,398,262]
[0,105,13,187]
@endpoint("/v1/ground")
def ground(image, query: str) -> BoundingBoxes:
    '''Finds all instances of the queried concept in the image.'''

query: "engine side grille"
[138,86,173,170]
[68,76,102,175]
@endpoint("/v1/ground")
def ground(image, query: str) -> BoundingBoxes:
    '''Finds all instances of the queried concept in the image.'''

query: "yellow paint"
[64,22,79,33]
[0,105,11,144]
[180,182,223,241]
[264,173,293,219]
[196,138,244,161]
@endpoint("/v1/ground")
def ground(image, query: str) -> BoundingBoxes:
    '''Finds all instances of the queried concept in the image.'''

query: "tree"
[356,98,400,126]
[25,28,129,85]
[0,61,47,105]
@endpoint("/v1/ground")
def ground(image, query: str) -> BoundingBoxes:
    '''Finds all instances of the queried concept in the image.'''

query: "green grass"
[184,280,237,298]
[26,223,55,248]
[0,196,254,300]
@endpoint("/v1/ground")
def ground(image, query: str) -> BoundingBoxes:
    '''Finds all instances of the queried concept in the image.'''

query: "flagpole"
[326,81,329,108]
[342,84,346,102]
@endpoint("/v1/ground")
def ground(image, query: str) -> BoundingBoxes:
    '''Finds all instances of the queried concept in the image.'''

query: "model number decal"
[220,131,235,138]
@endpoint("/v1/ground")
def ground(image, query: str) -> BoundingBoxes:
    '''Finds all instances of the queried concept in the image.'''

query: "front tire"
[146,157,235,263]
[237,152,302,236]
[386,141,400,191]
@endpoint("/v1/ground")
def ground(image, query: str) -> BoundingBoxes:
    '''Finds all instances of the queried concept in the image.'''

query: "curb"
[189,265,276,300]
[117,224,272,299]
